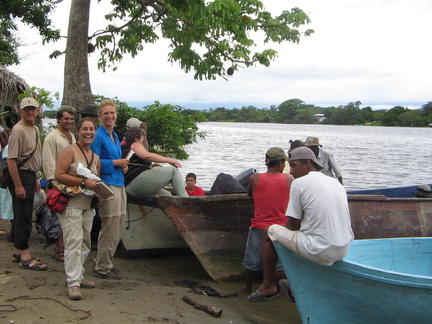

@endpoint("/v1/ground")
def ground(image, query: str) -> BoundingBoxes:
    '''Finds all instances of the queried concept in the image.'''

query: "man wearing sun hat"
[251,147,353,302]
[7,97,47,270]
[304,136,343,184]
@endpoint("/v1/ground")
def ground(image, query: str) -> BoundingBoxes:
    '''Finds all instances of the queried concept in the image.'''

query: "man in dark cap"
[80,105,98,125]
[249,147,353,302]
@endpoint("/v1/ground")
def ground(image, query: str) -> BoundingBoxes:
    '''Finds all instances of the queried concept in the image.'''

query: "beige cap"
[126,118,142,129]
[20,97,39,110]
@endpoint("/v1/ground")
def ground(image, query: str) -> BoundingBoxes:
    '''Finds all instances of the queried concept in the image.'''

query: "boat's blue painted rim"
[335,261,432,289]
[336,238,432,289]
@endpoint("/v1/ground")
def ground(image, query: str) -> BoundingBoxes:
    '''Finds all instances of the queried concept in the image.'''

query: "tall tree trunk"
[62,0,93,114]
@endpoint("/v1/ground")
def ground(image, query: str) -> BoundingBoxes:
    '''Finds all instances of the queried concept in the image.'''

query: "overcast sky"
[8,0,432,111]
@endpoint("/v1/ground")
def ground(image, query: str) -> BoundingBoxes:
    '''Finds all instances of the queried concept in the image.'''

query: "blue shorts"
[243,227,282,272]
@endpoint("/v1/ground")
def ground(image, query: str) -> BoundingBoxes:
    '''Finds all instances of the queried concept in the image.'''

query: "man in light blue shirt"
[91,99,129,280]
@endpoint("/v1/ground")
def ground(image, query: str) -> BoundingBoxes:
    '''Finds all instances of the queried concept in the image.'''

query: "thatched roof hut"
[0,65,31,129]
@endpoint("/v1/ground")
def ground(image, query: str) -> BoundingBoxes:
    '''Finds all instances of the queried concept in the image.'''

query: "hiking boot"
[93,268,121,280]
[68,286,82,300]
[80,279,96,288]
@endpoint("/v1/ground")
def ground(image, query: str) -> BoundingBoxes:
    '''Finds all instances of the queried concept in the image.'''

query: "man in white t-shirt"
[251,146,353,301]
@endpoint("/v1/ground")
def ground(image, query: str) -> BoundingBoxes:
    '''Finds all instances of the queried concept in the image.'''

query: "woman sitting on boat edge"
[121,127,188,198]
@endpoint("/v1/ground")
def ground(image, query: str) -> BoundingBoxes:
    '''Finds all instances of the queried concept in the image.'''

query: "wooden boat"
[274,237,432,324]
[154,194,254,281]
[348,193,432,238]
[121,196,188,257]
[155,186,432,281]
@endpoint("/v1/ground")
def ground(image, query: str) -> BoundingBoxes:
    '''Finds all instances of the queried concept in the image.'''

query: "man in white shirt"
[43,105,76,262]
[249,147,353,301]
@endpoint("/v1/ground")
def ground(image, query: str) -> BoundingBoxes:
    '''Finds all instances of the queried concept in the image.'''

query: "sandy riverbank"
[0,219,300,324]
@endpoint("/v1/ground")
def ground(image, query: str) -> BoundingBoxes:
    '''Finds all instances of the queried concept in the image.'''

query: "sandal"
[12,254,41,263]
[19,257,48,271]
[11,254,21,263]
[52,249,65,262]
[247,289,280,302]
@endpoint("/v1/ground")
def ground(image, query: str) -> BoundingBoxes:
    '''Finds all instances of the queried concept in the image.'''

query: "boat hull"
[121,200,188,257]
[155,191,432,281]
[155,194,253,281]
[274,238,432,324]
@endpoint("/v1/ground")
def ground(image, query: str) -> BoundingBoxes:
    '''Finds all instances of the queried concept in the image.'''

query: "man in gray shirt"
[304,136,343,184]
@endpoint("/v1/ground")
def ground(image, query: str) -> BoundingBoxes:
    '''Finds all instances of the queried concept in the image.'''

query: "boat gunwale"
[335,237,432,289]
[274,240,432,289]
[347,194,432,202]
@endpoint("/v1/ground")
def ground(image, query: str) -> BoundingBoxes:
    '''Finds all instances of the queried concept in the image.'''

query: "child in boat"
[185,173,205,196]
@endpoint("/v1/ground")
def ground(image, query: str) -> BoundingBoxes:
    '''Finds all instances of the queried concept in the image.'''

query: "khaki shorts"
[269,224,349,266]
[268,224,301,256]
[97,185,126,218]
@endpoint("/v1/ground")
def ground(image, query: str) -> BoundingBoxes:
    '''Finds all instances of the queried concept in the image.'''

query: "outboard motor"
[235,168,257,189]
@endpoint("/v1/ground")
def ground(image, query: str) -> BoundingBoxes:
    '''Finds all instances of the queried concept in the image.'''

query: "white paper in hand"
[125,150,135,160]
[76,162,101,196]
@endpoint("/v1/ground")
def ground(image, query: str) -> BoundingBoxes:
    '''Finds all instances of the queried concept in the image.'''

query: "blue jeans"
[243,227,282,272]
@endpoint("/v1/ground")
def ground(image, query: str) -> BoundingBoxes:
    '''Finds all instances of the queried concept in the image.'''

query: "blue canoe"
[274,238,432,324]
[347,183,432,198]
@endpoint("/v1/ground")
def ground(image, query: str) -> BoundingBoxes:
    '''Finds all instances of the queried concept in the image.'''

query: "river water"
[180,122,432,191]
[42,119,431,190]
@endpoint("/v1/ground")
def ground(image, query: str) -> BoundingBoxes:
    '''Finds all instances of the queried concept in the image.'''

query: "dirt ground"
[0,219,301,324]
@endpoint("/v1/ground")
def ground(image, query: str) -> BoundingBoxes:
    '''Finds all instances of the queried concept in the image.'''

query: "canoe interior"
[343,237,432,278]
[121,199,188,257]
[274,238,432,324]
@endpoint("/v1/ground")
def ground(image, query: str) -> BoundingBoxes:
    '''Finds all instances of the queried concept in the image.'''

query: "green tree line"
[201,99,432,127]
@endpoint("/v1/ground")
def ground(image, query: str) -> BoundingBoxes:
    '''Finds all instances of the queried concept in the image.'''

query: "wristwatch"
[81,179,86,189]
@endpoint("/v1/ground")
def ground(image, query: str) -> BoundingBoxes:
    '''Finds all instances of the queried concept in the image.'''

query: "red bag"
[45,187,69,213]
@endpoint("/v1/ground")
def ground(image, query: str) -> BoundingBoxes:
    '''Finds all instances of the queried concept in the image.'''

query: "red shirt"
[186,185,205,196]
[251,173,290,229]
